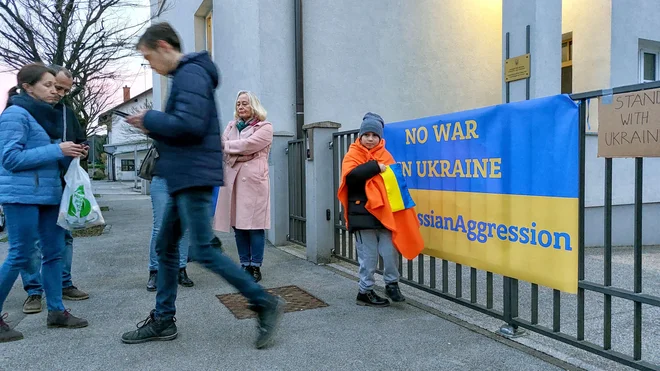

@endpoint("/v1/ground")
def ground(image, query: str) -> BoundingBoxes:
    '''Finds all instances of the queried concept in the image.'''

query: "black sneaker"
[121,310,178,344]
[243,266,254,276]
[211,236,223,251]
[251,267,262,283]
[47,309,89,328]
[147,271,157,292]
[0,313,23,343]
[178,268,194,287]
[356,290,390,307]
[385,283,406,302]
[253,296,286,349]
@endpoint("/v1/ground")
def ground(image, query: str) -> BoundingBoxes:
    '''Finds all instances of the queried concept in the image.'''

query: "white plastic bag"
[57,158,105,230]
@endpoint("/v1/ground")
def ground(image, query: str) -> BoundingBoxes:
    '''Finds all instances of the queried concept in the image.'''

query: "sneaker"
[47,309,89,329]
[251,266,262,283]
[385,283,406,302]
[253,296,285,349]
[121,310,178,344]
[0,313,23,343]
[62,286,89,301]
[22,295,43,314]
[243,266,254,276]
[147,271,157,292]
[178,268,194,287]
[356,290,390,307]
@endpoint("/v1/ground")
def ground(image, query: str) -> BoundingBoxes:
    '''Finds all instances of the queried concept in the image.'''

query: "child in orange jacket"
[337,112,424,307]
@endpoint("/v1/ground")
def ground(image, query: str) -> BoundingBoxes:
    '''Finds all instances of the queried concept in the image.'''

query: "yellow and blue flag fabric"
[380,163,415,212]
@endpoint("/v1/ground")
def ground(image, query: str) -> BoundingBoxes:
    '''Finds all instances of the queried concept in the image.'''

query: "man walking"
[20,65,90,315]
[122,22,284,349]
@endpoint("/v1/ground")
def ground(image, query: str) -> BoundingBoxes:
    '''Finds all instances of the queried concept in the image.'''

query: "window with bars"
[121,159,135,172]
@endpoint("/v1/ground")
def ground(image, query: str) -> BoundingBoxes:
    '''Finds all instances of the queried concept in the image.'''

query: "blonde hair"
[233,90,267,121]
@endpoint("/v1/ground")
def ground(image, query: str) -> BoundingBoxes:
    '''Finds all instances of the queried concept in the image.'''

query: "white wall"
[562,0,612,93]
[303,0,503,130]
[151,0,205,112]
[611,0,660,87]
[211,0,296,134]
[152,0,296,135]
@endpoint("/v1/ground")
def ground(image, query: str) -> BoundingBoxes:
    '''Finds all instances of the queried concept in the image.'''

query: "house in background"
[100,86,153,183]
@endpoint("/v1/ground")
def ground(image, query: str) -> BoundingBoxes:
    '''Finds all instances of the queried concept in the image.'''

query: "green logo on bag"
[67,185,91,218]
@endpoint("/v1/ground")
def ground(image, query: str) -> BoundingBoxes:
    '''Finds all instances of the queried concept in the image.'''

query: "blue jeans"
[0,204,65,313]
[20,230,74,296]
[149,176,189,271]
[234,228,265,267]
[154,187,270,320]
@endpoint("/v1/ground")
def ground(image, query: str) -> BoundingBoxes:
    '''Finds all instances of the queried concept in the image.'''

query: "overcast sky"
[0,1,153,114]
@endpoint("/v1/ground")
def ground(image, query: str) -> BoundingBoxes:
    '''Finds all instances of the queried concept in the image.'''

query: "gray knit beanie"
[359,112,384,139]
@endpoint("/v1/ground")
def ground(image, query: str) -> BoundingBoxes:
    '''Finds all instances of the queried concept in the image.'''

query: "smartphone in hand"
[113,110,130,118]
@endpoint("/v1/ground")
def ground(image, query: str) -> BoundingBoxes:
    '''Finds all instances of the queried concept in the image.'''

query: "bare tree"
[0,0,170,135]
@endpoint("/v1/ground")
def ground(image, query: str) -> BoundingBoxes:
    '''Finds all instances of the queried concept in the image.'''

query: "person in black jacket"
[121,23,284,349]
[19,65,90,316]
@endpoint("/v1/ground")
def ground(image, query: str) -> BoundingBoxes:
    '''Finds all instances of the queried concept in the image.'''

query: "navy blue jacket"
[143,51,224,194]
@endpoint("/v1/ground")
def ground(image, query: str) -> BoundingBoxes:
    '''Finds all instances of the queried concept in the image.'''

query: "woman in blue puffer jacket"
[0,63,88,343]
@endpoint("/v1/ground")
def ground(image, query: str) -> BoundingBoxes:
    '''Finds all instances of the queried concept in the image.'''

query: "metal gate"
[332,82,660,370]
[287,139,306,245]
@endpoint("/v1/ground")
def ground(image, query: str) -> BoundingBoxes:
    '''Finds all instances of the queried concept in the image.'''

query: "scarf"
[7,92,61,140]
[236,117,258,132]
[337,138,424,260]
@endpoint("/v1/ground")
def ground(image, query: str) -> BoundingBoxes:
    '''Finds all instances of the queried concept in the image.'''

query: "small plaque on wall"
[504,53,531,82]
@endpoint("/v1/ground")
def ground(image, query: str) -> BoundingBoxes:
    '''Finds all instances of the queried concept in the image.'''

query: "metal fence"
[287,139,306,246]
[331,82,660,370]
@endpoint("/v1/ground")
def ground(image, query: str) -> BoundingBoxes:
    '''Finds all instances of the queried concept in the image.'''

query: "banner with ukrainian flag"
[383,95,579,293]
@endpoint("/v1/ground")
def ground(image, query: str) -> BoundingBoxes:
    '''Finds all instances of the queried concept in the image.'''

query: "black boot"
[147,271,157,292]
[356,290,390,307]
[178,268,194,287]
[251,266,262,283]
[385,283,406,302]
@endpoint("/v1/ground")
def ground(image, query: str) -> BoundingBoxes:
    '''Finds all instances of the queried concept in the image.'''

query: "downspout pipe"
[294,0,304,139]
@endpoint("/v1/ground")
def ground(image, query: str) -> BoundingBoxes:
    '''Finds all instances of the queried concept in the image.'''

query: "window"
[561,36,573,94]
[206,12,213,56]
[121,159,135,172]
[640,49,659,83]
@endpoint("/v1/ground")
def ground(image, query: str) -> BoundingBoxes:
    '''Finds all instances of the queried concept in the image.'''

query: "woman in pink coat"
[213,91,272,282]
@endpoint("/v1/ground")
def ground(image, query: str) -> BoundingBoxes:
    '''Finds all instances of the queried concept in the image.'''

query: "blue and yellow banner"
[383,95,579,293]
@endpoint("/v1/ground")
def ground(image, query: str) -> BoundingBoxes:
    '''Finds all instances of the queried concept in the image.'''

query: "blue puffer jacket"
[0,105,65,205]
[144,51,224,194]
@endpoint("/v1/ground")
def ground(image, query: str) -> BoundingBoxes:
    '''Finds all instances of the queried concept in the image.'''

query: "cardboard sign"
[598,88,660,158]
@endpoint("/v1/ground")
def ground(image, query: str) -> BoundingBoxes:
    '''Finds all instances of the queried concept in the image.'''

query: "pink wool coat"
[213,120,273,232]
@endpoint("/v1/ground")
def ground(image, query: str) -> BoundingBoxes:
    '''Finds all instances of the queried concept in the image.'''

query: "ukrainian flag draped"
[380,163,415,212]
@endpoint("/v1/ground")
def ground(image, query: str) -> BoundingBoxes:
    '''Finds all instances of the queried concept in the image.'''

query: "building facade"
[151,0,660,247]
[101,87,153,183]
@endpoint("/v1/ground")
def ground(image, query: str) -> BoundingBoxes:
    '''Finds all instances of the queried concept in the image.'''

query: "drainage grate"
[217,285,328,320]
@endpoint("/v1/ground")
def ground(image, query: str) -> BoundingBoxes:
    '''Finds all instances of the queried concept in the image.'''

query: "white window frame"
[639,48,660,83]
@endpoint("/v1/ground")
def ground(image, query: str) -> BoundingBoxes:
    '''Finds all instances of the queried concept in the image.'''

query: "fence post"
[303,121,341,264]
[268,131,295,246]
